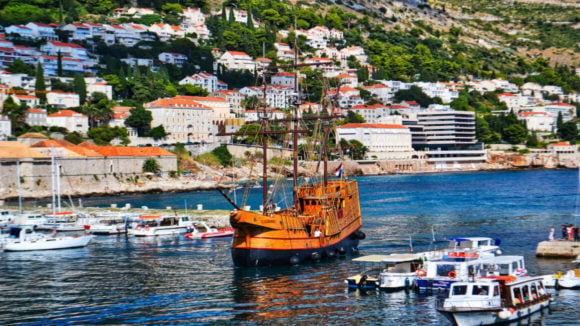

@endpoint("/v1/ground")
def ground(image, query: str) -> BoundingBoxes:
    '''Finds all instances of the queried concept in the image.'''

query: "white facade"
[47,92,80,108]
[40,41,88,61]
[337,123,413,159]
[239,85,292,109]
[87,82,113,100]
[271,72,295,88]
[212,90,243,116]
[518,111,553,132]
[0,115,11,139]
[245,109,286,122]
[348,104,391,123]
[47,110,89,134]
[24,22,58,40]
[144,97,214,144]
[158,52,188,67]
[26,108,48,126]
[363,84,394,104]
[179,73,220,93]
[12,95,40,107]
[218,51,255,71]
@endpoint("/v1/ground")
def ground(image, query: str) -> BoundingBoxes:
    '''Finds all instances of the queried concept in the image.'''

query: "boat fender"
[496,249,502,255]
[327,250,336,258]
[337,247,346,255]
[290,256,300,265]
[498,309,512,319]
[311,252,321,261]
[448,271,457,279]
[356,231,366,240]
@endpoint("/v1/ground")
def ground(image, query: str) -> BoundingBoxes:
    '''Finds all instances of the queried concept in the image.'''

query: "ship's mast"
[292,33,300,205]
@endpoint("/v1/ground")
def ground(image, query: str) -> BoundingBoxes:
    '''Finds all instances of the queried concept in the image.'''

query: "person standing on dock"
[549,227,555,241]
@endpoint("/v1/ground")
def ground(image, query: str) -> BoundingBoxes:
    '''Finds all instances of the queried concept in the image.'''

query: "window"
[472,285,489,296]
[452,285,467,295]
[493,285,499,297]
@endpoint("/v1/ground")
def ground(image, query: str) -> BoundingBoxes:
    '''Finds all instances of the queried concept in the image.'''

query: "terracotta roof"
[27,108,46,114]
[48,110,86,118]
[18,132,48,139]
[30,139,75,148]
[227,51,249,56]
[548,102,574,107]
[518,112,550,117]
[174,95,227,102]
[338,123,408,129]
[0,141,48,159]
[49,41,85,49]
[85,146,176,157]
[550,141,572,147]
[498,92,514,97]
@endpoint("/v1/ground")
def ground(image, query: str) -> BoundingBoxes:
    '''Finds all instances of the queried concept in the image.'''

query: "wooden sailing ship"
[218,57,364,267]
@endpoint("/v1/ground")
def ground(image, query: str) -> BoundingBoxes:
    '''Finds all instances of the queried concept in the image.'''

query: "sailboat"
[218,50,365,267]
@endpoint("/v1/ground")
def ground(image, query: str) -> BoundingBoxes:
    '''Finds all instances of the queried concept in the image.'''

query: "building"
[217,51,255,71]
[179,72,226,93]
[144,97,215,144]
[348,104,391,123]
[0,115,11,139]
[47,110,89,134]
[26,108,48,126]
[337,123,413,160]
[158,52,188,67]
[12,94,40,107]
[87,82,113,100]
[46,91,80,108]
[245,109,286,122]
[212,90,244,116]
[24,22,58,41]
[517,111,553,132]
[38,55,84,76]
[271,72,296,88]
[406,109,486,165]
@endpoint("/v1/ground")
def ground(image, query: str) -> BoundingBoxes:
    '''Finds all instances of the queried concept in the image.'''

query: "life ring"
[448,271,457,279]
[416,269,427,277]
[145,226,150,231]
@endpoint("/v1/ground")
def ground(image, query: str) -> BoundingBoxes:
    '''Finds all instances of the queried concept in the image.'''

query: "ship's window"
[452,285,467,296]
[513,287,523,304]
[436,264,455,277]
[522,285,530,301]
[472,285,489,296]
[478,240,488,247]
[498,264,509,275]
[493,285,499,297]
[530,283,538,299]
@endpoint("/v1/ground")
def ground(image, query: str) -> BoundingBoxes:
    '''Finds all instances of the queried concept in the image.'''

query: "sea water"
[1,169,579,325]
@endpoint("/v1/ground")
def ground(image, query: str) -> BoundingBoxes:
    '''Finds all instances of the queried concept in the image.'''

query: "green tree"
[6,59,34,75]
[394,86,434,107]
[82,92,113,128]
[559,121,578,143]
[87,126,129,145]
[234,123,261,144]
[348,139,368,160]
[181,84,209,96]
[73,74,87,105]
[1,97,26,134]
[125,107,152,136]
[64,131,84,144]
[57,51,63,77]
[211,144,233,166]
[148,125,167,140]
[142,158,161,173]
[343,110,365,124]
[503,124,527,144]
[35,63,46,103]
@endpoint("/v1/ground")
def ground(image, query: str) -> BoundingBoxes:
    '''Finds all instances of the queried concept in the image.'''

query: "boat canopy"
[352,255,394,263]
[381,254,424,263]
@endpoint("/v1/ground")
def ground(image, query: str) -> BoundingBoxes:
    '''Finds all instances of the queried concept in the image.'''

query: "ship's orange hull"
[230,179,364,266]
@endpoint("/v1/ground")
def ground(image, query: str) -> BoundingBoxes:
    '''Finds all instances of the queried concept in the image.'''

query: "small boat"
[78,212,138,235]
[436,276,552,326]
[1,226,92,252]
[541,256,580,289]
[35,212,86,232]
[185,221,234,239]
[446,237,502,256]
[378,253,424,290]
[132,215,195,237]
[345,255,388,289]
[416,254,526,292]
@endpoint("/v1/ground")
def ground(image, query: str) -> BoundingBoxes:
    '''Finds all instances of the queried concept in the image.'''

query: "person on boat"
[549,227,555,241]
[314,228,322,237]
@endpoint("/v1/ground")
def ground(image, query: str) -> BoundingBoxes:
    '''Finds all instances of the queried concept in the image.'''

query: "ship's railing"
[435,297,502,311]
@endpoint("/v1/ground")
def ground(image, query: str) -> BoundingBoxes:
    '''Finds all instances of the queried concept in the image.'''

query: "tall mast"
[292,31,299,205]
[261,42,268,213]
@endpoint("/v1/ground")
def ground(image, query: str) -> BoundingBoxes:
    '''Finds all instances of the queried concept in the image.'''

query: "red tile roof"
[338,123,408,129]
[86,146,176,157]
[48,110,86,118]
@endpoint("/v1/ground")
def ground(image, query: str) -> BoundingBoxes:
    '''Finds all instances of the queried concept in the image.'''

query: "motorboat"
[415,254,527,292]
[436,276,552,325]
[1,226,92,252]
[345,255,388,290]
[541,256,580,289]
[78,212,138,235]
[446,237,502,256]
[378,253,424,290]
[415,252,484,292]
[184,221,234,239]
[132,215,195,237]
[36,211,86,232]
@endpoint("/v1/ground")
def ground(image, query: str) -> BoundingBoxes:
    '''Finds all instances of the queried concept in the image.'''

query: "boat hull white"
[3,235,92,251]
[439,300,550,326]
[133,226,189,237]
[379,273,417,290]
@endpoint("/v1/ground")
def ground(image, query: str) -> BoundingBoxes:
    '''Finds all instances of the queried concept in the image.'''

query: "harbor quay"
[536,240,580,258]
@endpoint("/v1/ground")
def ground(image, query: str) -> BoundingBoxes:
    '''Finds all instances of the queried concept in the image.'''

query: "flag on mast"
[334,163,343,177]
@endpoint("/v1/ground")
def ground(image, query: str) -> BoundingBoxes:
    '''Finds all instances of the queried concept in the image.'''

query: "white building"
[46,91,80,108]
[25,22,58,41]
[326,86,363,108]
[245,109,286,122]
[87,82,113,100]
[12,95,40,107]
[239,85,292,109]
[26,108,47,126]
[173,95,232,121]
[518,111,553,132]
[337,123,413,160]
[179,72,223,93]
[212,89,244,116]
[181,7,206,25]
[271,72,296,88]
[158,52,188,67]
[218,51,255,71]
[47,109,89,134]
[542,102,576,122]
[144,97,214,144]
[348,104,391,123]
[38,55,85,76]
[40,41,89,61]
[149,24,185,41]
[274,43,294,61]
[363,83,393,104]
[413,82,459,104]
[0,115,11,139]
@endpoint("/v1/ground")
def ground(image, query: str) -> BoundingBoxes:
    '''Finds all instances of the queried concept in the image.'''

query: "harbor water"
[1,169,579,325]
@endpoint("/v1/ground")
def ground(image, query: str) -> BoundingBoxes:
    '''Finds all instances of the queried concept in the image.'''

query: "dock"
[536,240,580,258]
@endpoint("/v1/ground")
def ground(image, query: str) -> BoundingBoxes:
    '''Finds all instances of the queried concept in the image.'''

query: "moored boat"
[1,226,92,252]
[132,215,195,237]
[185,221,234,239]
[436,276,552,325]
[541,256,580,289]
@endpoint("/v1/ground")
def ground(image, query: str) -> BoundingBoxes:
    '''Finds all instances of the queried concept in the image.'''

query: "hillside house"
[47,110,89,134]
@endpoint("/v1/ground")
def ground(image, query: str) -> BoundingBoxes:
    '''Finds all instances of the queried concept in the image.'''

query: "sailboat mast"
[292,34,299,205]
[261,42,268,213]
[51,146,56,215]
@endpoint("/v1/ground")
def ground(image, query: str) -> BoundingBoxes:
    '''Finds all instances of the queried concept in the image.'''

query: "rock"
[536,240,580,258]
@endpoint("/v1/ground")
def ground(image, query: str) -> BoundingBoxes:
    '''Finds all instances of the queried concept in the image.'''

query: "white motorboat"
[36,211,86,232]
[78,212,138,235]
[378,253,424,290]
[541,256,580,289]
[416,254,527,292]
[436,276,552,326]
[132,215,195,237]
[184,221,234,239]
[1,226,92,252]
[345,255,389,289]
[446,237,502,256]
